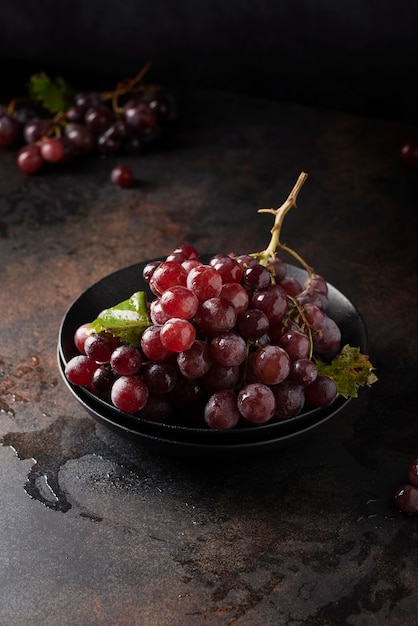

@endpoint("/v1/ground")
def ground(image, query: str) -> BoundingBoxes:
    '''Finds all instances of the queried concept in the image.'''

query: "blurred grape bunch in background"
[1,0,417,123]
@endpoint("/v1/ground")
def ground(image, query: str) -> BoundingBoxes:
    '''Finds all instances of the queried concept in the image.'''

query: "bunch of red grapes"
[65,244,343,430]
[0,84,176,183]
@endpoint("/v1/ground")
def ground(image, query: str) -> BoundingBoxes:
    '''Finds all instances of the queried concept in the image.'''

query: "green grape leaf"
[88,291,152,347]
[315,344,378,399]
[28,73,76,114]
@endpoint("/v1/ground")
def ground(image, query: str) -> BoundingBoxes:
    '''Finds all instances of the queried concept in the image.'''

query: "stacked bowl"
[58,259,368,459]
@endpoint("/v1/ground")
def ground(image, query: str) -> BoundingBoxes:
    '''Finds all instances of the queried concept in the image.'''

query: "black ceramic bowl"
[58,352,350,459]
[58,258,368,453]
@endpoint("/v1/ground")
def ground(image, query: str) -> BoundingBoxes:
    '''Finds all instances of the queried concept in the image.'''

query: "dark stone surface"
[0,88,418,625]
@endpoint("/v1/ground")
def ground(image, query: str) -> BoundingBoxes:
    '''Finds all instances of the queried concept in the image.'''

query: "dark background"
[1,0,417,124]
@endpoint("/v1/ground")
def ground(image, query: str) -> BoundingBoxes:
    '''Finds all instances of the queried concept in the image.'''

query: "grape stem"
[253,171,315,284]
[287,294,315,359]
[101,61,160,114]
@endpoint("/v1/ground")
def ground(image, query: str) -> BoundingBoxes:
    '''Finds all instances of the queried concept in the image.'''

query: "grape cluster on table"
[64,244,343,430]
[0,87,176,184]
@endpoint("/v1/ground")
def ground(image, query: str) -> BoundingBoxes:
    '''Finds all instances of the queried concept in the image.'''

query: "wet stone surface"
[0,89,418,625]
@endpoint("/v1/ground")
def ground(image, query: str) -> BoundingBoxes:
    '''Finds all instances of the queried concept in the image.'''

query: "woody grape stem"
[253,171,315,285]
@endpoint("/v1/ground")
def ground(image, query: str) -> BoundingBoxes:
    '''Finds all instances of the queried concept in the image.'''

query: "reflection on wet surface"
[2,415,104,511]
[0,413,153,514]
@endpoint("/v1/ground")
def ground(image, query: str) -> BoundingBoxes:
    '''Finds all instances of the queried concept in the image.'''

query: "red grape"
[143,260,161,284]
[123,99,157,133]
[40,137,66,163]
[17,144,43,174]
[171,244,199,260]
[111,165,134,188]
[110,344,143,375]
[209,332,247,367]
[141,325,173,362]
[142,362,178,394]
[186,264,223,302]
[85,105,115,134]
[24,118,52,143]
[400,139,418,167]
[305,375,338,407]
[252,345,290,385]
[279,276,303,296]
[244,263,272,290]
[160,318,196,352]
[160,285,199,320]
[219,282,249,315]
[408,458,418,488]
[91,367,115,392]
[65,355,97,386]
[201,363,240,394]
[312,316,341,357]
[150,299,170,325]
[73,323,91,354]
[237,383,276,424]
[394,484,418,514]
[236,308,269,340]
[271,381,305,418]
[250,284,288,325]
[278,330,311,361]
[210,254,243,283]
[204,390,241,429]
[0,114,20,146]
[288,358,318,386]
[84,332,117,363]
[65,123,95,154]
[177,340,212,378]
[111,376,149,413]
[195,297,237,334]
[150,261,187,296]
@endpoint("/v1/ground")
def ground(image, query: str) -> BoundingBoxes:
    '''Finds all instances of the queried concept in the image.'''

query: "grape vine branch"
[255,171,314,285]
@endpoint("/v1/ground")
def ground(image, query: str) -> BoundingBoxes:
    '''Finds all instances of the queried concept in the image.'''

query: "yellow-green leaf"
[315,344,378,399]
